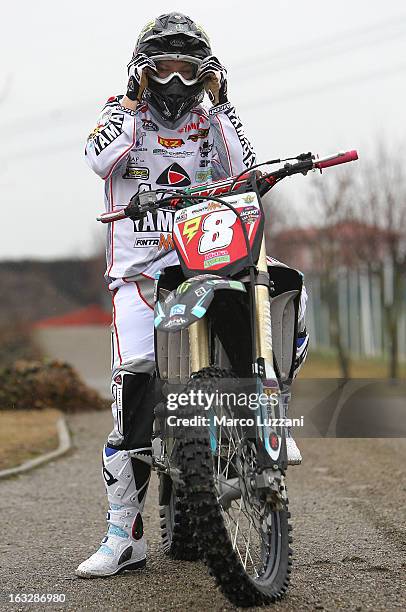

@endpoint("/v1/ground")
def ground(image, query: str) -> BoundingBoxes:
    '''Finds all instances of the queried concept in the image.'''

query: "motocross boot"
[285,328,309,465]
[282,390,302,466]
[293,327,309,379]
[286,432,302,465]
[76,445,149,577]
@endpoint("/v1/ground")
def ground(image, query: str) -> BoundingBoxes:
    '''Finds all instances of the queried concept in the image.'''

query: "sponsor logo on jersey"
[122,157,149,180]
[153,149,195,158]
[117,104,136,116]
[98,107,113,124]
[156,163,191,187]
[187,128,209,142]
[199,159,210,168]
[133,233,174,251]
[199,140,214,158]
[178,117,207,133]
[135,132,146,148]
[157,136,185,148]
[129,152,145,164]
[89,113,124,156]
[223,106,256,168]
[142,119,159,131]
[208,101,231,115]
[132,209,175,232]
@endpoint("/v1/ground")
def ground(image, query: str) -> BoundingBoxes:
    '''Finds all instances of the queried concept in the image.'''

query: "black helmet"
[134,12,212,124]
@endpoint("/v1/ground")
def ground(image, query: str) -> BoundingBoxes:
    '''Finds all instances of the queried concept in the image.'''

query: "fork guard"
[154,273,246,333]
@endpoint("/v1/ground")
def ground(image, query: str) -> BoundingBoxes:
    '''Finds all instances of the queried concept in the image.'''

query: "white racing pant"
[110,276,155,375]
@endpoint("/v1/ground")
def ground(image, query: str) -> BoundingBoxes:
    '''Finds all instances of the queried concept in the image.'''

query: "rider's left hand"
[197,56,228,106]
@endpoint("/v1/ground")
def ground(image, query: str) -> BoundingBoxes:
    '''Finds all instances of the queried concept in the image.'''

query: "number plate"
[173,192,263,274]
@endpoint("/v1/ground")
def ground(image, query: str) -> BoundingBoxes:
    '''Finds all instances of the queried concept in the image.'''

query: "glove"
[197,56,228,106]
[126,53,157,102]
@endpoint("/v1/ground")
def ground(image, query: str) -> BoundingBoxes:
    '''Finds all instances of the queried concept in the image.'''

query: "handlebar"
[98,209,127,223]
[97,149,358,224]
[314,150,358,170]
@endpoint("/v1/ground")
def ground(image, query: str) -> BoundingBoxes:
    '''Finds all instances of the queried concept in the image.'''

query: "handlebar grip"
[97,210,127,223]
[315,150,358,170]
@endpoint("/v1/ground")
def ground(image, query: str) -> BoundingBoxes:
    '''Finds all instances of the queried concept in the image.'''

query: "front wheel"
[178,367,292,607]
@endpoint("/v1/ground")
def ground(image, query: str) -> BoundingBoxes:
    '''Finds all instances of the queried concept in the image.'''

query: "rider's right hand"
[126,53,157,102]
[125,190,161,221]
[124,195,141,220]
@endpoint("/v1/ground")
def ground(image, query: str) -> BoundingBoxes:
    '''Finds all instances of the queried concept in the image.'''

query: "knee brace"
[108,367,162,451]
[107,367,163,506]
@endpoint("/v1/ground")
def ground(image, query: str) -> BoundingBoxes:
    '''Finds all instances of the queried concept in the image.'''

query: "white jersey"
[85,96,256,281]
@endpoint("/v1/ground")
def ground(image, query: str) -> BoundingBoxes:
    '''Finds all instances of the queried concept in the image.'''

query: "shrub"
[0,360,109,412]
[0,323,41,369]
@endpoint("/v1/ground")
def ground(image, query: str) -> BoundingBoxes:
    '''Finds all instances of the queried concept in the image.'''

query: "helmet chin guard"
[144,75,204,125]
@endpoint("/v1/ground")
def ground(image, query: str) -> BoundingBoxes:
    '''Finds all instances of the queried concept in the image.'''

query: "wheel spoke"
[211,421,275,578]
[231,519,261,576]
[225,502,268,567]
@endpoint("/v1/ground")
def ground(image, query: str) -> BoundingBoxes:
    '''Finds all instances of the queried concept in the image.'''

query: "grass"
[0,408,60,471]
[302,350,406,378]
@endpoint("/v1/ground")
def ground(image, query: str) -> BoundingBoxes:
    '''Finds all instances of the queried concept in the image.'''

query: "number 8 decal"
[198,210,236,254]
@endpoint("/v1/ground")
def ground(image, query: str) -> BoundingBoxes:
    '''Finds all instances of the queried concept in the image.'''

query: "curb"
[0,417,72,480]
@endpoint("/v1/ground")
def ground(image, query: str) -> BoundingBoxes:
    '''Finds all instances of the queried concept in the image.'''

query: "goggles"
[148,54,202,86]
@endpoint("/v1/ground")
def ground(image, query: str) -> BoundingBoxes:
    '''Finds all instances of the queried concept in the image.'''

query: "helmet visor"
[149,55,201,86]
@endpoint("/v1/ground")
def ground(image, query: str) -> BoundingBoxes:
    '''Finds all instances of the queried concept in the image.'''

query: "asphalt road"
[0,410,405,612]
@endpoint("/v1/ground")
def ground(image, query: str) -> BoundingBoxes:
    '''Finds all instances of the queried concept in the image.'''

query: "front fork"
[253,239,287,476]
[254,238,274,374]
[189,316,209,373]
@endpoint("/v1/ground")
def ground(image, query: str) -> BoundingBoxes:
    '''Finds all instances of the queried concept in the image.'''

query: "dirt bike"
[99,149,358,607]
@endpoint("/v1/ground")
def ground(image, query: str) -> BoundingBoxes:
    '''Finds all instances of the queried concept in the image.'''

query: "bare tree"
[319,143,406,379]
[353,144,406,379]
[263,191,300,262]
[267,145,406,380]
[264,177,354,378]
[309,169,355,379]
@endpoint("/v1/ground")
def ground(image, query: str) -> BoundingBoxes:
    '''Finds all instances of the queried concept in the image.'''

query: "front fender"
[154,274,246,332]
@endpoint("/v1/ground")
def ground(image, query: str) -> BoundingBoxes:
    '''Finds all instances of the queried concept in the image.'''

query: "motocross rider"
[76,12,309,578]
